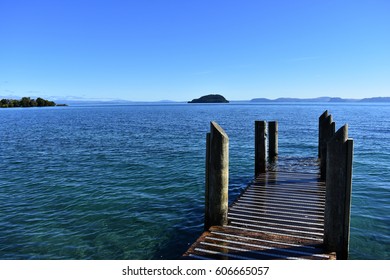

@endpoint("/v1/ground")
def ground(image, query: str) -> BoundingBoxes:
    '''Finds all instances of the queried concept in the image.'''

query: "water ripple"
[1,104,389,259]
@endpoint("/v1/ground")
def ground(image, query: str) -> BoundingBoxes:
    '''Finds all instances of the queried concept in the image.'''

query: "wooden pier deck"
[184,170,335,260]
[184,115,353,260]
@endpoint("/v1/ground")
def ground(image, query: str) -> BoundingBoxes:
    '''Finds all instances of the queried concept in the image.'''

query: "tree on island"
[0,97,57,108]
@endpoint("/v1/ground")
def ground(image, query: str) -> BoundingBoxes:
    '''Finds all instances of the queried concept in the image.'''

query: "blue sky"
[0,0,389,101]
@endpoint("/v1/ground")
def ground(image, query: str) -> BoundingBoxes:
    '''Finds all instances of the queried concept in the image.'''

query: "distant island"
[188,94,229,103]
[0,97,63,108]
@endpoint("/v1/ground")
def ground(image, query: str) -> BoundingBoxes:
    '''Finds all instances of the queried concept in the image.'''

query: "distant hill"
[360,97,390,102]
[329,97,347,102]
[188,94,229,103]
[251,97,333,102]
[251,96,389,103]
[251,98,272,102]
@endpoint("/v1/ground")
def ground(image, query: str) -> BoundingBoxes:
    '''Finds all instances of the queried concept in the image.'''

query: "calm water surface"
[0,103,389,259]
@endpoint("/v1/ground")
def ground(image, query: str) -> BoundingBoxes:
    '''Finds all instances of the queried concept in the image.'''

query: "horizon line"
[1,95,390,103]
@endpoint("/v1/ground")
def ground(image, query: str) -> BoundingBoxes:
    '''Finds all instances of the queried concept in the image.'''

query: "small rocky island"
[188,94,229,103]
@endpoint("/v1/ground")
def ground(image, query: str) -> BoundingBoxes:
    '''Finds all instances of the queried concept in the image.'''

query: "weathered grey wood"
[269,121,278,158]
[324,125,353,259]
[207,121,229,228]
[204,132,211,230]
[255,121,267,176]
[318,110,328,157]
[319,115,335,180]
[343,139,354,259]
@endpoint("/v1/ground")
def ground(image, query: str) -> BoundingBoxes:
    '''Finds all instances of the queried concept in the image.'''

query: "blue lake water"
[0,103,389,259]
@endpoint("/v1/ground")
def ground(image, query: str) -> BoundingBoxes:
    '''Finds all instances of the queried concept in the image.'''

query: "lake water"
[0,103,389,259]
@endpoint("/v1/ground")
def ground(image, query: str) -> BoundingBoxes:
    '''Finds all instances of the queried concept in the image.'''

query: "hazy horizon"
[2,94,390,104]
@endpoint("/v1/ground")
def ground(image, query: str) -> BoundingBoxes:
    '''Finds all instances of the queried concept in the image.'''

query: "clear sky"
[1,0,389,101]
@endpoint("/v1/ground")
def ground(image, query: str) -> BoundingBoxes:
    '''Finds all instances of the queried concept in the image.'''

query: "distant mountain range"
[250,96,390,103]
[2,95,389,105]
[359,97,390,102]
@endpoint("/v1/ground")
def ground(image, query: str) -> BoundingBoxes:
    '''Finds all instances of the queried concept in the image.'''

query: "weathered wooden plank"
[228,214,324,230]
[231,202,324,215]
[209,229,323,252]
[240,193,326,206]
[234,198,325,212]
[226,225,323,242]
[203,236,329,260]
[244,188,326,201]
[228,212,324,227]
[230,206,324,221]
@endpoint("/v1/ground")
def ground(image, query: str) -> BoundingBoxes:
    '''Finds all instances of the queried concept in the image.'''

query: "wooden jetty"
[183,112,353,260]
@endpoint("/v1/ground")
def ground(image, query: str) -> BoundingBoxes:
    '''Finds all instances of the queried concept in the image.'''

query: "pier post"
[205,122,229,230]
[268,121,278,159]
[324,125,354,260]
[319,114,335,180]
[318,111,328,157]
[204,132,211,231]
[255,121,267,176]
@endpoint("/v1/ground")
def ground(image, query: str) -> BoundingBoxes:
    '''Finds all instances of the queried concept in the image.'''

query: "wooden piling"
[324,125,353,259]
[205,121,229,229]
[319,115,335,180]
[268,121,278,159]
[344,139,354,257]
[318,111,328,157]
[255,121,267,176]
[204,132,211,231]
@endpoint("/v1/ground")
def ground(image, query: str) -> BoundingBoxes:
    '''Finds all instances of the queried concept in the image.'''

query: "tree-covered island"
[188,94,229,103]
[0,97,61,108]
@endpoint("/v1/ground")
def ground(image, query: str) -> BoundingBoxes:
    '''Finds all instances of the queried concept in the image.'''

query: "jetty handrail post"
[268,121,278,159]
[255,121,267,177]
[324,125,354,260]
[319,114,335,180]
[204,121,229,230]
